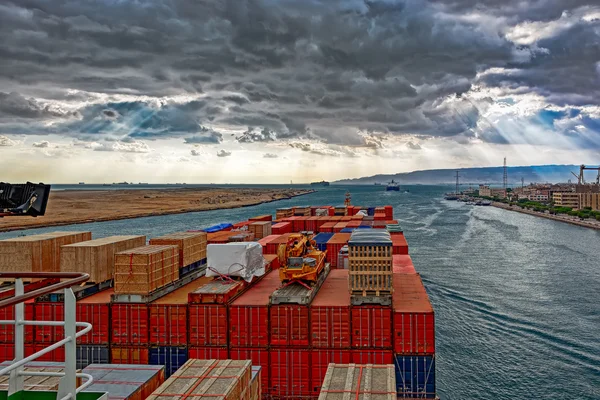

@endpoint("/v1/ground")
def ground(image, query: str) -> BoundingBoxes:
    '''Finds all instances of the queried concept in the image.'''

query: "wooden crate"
[149,232,207,267]
[318,364,396,400]
[0,362,81,391]
[293,207,311,216]
[114,245,179,295]
[249,221,272,240]
[60,235,146,283]
[276,208,293,219]
[0,231,91,275]
[348,244,393,295]
[147,359,251,400]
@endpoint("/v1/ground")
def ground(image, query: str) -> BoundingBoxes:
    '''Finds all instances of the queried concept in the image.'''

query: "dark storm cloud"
[0,0,597,149]
[237,127,277,143]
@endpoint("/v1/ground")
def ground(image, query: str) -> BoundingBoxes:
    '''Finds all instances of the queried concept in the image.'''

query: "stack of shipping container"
[0,204,436,399]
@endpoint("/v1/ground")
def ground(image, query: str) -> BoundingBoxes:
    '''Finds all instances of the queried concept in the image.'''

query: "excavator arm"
[0,182,51,217]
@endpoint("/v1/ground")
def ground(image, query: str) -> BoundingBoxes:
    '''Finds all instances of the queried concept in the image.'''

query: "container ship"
[310,180,330,187]
[0,204,436,400]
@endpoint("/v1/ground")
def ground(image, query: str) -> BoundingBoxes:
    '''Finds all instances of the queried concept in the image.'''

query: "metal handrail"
[0,272,89,308]
[0,273,93,400]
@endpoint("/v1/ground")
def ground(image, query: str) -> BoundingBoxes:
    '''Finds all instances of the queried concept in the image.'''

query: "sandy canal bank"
[492,202,600,231]
[0,188,314,232]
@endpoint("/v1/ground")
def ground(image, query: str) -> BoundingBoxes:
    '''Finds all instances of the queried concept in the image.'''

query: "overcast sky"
[0,0,599,183]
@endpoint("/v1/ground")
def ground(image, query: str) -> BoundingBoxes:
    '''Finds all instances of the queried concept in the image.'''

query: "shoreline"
[492,202,600,231]
[0,188,315,233]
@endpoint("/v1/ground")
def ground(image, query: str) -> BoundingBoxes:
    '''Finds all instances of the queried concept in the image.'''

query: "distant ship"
[78,182,85,185]
[310,180,330,187]
[386,180,400,191]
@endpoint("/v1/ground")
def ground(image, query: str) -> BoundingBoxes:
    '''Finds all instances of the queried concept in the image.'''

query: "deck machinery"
[277,232,327,287]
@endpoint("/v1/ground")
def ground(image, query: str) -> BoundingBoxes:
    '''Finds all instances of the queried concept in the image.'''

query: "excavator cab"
[0,182,51,217]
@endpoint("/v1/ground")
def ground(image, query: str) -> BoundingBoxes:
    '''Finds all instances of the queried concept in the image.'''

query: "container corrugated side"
[111,346,149,365]
[351,305,393,348]
[394,355,436,398]
[310,349,352,396]
[77,289,112,345]
[269,348,311,398]
[230,347,270,396]
[392,273,434,355]
[111,303,149,345]
[310,270,351,348]
[229,270,280,348]
[270,304,309,347]
[149,346,188,377]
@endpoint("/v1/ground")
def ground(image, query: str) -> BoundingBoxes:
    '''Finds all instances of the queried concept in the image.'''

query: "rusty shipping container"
[310,270,351,348]
[229,270,280,348]
[111,346,149,365]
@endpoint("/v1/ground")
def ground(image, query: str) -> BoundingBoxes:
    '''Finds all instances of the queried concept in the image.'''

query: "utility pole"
[455,171,460,195]
[503,157,508,198]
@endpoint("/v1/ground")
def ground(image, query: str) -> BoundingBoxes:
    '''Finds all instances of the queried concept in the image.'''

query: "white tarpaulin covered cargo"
[206,242,266,281]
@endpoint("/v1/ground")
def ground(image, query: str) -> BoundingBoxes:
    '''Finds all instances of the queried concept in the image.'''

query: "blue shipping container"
[367,207,375,216]
[340,228,355,233]
[356,225,372,229]
[313,233,334,251]
[150,346,188,377]
[394,355,436,398]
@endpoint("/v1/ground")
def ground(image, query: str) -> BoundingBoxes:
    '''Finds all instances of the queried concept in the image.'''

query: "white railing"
[0,273,94,400]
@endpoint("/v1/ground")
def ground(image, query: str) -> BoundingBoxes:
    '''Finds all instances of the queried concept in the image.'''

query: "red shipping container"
[292,217,307,233]
[332,222,348,233]
[230,347,270,395]
[346,220,362,228]
[310,349,352,395]
[315,217,329,232]
[319,222,336,233]
[0,344,13,362]
[269,348,311,398]
[386,219,399,225]
[328,207,335,216]
[111,346,149,364]
[189,346,228,360]
[352,349,393,364]
[393,235,409,255]
[77,289,112,345]
[189,304,228,346]
[393,274,435,355]
[111,304,148,345]
[230,270,280,348]
[325,233,350,268]
[385,205,394,219]
[26,344,64,362]
[270,304,309,347]
[341,216,352,222]
[34,302,64,344]
[233,221,252,229]
[393,255,416,274]
[150,276,212,346]
[305,217,320,233]
[0,300,35,343]
[249,215,272,222]
[310,270,351,348]
[266,233,291,254]
[272,222,292,235]
[351,306,393,349]
[264,254,280,270]
[258,234,281,253]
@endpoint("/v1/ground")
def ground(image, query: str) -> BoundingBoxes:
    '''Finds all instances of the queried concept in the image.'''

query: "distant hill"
[334,165,584,185]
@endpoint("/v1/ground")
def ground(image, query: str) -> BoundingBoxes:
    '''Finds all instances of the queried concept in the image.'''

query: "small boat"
[386,180,400,191]
[481,200,492,206]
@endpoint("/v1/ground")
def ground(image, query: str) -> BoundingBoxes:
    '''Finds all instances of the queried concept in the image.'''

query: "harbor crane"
[571,165,600,185]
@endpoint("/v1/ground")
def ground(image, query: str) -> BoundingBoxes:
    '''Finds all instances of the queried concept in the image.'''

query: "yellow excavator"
[277,232,326,287]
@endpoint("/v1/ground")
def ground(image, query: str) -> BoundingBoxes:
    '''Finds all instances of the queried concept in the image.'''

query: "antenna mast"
[503,157,508,198]
[455,171,460,195]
